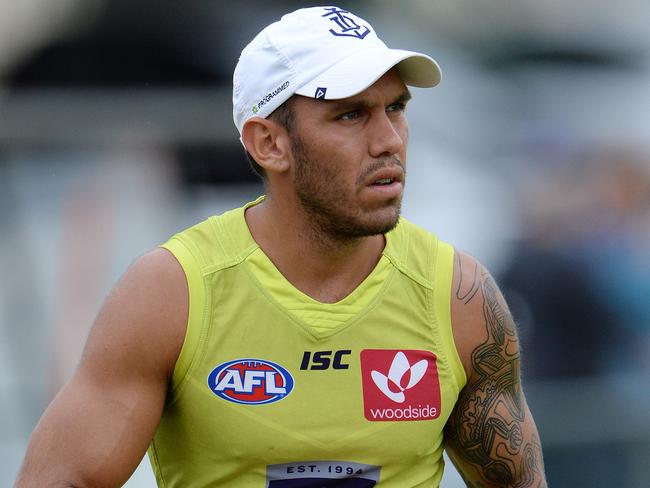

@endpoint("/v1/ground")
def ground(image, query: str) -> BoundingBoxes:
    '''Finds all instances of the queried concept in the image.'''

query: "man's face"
[288,70,410,240]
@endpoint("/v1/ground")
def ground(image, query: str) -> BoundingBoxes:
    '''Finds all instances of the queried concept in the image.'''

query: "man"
[16,6,547,487]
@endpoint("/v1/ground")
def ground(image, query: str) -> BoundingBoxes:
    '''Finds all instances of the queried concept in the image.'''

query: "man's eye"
[387,102,406,113]
[338,110,360,121]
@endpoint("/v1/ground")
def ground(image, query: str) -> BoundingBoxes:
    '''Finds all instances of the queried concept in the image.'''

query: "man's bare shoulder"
[14,247,189,487]
[449,249,490,374]
[83,246,189,382]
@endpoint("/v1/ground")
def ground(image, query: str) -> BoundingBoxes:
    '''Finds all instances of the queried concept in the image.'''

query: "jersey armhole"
[434,241,467,389]
[160,236,206,396]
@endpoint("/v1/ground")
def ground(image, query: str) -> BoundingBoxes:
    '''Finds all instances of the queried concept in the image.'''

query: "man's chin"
[352,207,402,237]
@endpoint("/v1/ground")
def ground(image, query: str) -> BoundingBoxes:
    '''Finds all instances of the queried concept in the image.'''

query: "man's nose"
[368,112,406,158]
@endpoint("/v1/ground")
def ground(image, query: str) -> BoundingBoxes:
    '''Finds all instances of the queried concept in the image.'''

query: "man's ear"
[241,117,291,174]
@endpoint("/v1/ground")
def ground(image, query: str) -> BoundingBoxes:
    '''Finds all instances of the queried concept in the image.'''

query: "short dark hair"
[245,96,297,180]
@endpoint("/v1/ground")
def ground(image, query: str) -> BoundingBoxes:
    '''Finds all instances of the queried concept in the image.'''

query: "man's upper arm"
[445,250,547,487]
[15,247,187,488]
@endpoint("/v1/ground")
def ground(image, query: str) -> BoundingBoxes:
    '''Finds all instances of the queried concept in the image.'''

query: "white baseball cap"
[232,6,441,135]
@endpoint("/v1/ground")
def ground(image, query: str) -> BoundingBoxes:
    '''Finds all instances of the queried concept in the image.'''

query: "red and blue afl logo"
[207,358,294,405]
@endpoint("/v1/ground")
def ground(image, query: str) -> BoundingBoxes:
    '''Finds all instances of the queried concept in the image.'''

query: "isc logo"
[207,358,294,405]
[300,350,351,370]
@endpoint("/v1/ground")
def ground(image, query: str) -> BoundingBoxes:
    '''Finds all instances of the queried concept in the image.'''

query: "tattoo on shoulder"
[447,259,546,487]
[455,252,481,304]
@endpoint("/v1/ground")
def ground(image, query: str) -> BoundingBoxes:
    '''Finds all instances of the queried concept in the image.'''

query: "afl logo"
[207,358,294,405]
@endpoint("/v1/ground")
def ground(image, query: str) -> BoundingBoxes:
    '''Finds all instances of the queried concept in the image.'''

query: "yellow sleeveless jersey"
[148,198,466,487]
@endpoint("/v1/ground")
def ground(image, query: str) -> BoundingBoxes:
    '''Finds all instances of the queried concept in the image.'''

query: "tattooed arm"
[444,251,547,487]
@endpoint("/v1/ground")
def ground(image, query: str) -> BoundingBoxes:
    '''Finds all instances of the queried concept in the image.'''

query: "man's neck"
[245,198,385,304]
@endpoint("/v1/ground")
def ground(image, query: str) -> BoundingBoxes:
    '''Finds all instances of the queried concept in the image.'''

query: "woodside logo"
[360,350,441,422]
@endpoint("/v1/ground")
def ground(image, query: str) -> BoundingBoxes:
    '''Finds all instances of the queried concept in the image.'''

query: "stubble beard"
[291,134,403,244]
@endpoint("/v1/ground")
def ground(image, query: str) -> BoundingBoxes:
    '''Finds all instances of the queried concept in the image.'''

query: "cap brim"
[294,47,441,100]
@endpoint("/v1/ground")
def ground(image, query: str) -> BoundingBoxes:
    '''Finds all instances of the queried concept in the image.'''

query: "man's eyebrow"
[394,89,412,105]
[327,89,413,112]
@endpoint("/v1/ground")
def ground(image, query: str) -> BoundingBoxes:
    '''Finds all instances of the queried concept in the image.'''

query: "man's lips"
[367,166,404,187]
[365,166,404,198]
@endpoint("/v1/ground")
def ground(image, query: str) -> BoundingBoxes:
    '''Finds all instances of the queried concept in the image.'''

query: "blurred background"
[1,0,649,486]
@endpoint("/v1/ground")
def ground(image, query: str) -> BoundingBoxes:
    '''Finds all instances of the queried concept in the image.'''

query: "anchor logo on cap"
[322,7,370,39]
